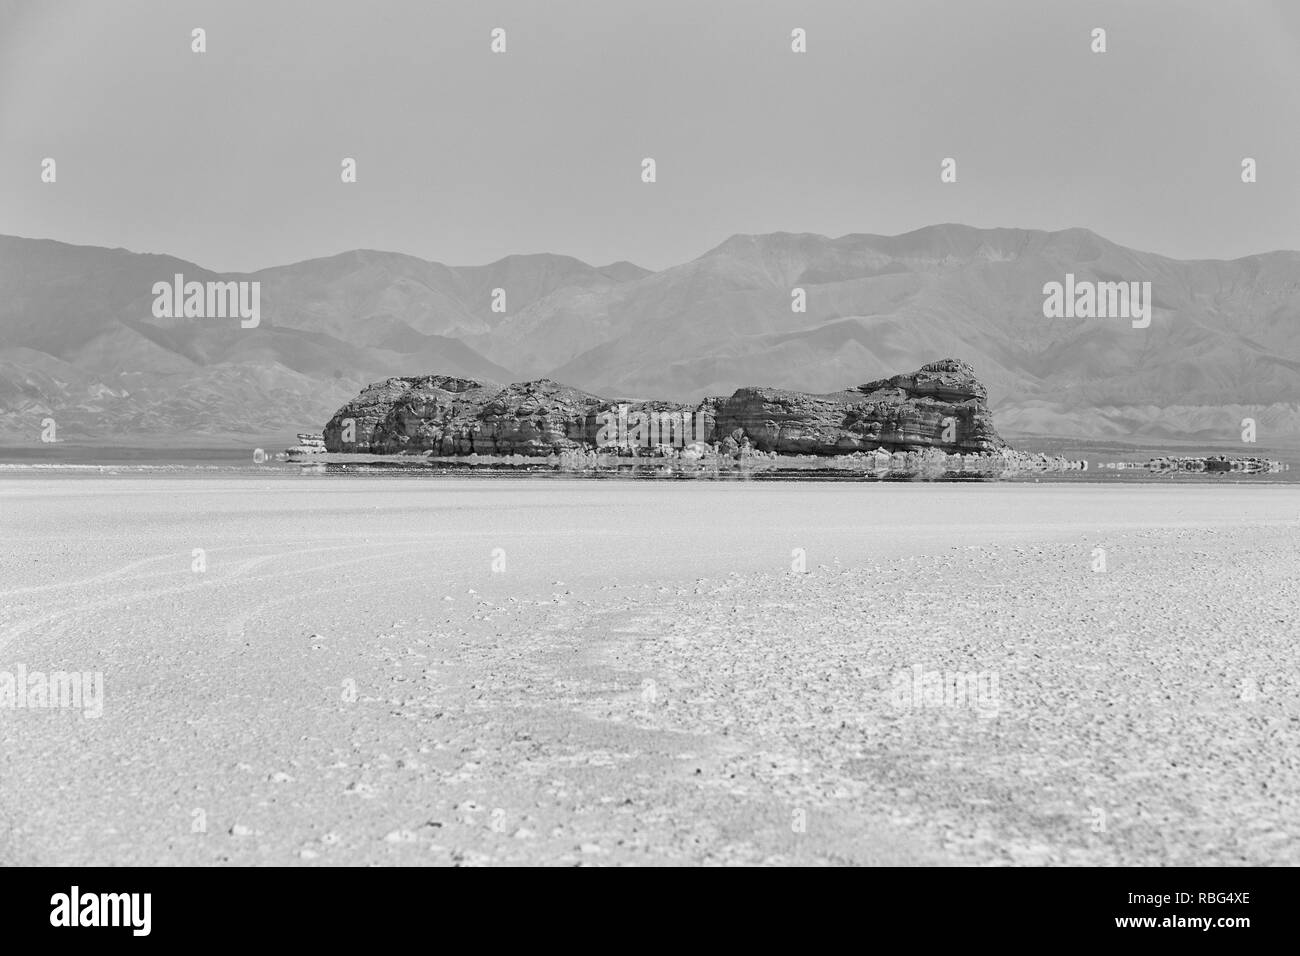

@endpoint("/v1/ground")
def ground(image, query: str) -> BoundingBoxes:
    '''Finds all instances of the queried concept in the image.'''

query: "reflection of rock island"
[301,359,1099,479]
[1104,457,1286,475]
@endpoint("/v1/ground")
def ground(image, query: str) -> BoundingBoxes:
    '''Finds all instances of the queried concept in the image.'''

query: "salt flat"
[0,477,1297,865]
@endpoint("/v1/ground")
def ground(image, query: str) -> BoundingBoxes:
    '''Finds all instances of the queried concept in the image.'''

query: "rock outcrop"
[323,359,1006,456]
[704,359,1002,455]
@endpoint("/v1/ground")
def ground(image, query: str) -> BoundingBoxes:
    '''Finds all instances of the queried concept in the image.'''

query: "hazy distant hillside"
[526,226,1300,444]
[0,237,518,443]
[1,226,1298,445]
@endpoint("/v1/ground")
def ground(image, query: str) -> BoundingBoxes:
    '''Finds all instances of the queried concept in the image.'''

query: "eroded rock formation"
[323,359,1006,456]
[704,359,1003,456]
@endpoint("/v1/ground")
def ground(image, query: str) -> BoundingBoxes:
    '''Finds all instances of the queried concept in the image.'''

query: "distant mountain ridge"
[1,225,1298,445]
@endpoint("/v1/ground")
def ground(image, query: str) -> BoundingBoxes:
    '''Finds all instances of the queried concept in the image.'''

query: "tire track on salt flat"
[0,533,456,600]
[0,541,443,655]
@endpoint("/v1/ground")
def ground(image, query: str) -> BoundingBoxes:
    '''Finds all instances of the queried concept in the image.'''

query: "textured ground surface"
[0,477,1296,865]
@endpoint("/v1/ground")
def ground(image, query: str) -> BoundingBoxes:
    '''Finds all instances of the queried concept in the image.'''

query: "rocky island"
[312,359,1087,479]
[322,357,1007,454]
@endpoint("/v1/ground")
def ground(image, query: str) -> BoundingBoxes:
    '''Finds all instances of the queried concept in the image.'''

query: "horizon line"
[6,223,1300,277]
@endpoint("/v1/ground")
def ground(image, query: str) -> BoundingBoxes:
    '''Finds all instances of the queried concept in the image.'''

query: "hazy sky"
[3,0,1300,271]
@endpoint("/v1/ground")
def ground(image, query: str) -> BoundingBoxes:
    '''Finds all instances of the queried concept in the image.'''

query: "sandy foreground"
[0,477,1296,866]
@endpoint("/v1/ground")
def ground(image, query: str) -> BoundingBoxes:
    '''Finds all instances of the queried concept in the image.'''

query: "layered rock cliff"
[323,359,1006,456]
[704,359,1003,455]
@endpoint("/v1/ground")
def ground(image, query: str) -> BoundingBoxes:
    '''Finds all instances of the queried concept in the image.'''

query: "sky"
[3,0,1300,272]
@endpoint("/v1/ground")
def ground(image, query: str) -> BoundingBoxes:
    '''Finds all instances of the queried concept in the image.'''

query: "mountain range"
[2,224,1298,447]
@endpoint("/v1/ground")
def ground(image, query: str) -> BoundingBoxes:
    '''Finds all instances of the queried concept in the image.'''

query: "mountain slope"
[509,226,1300,442]
[0,237,520,442]
[1,227,1298,445]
